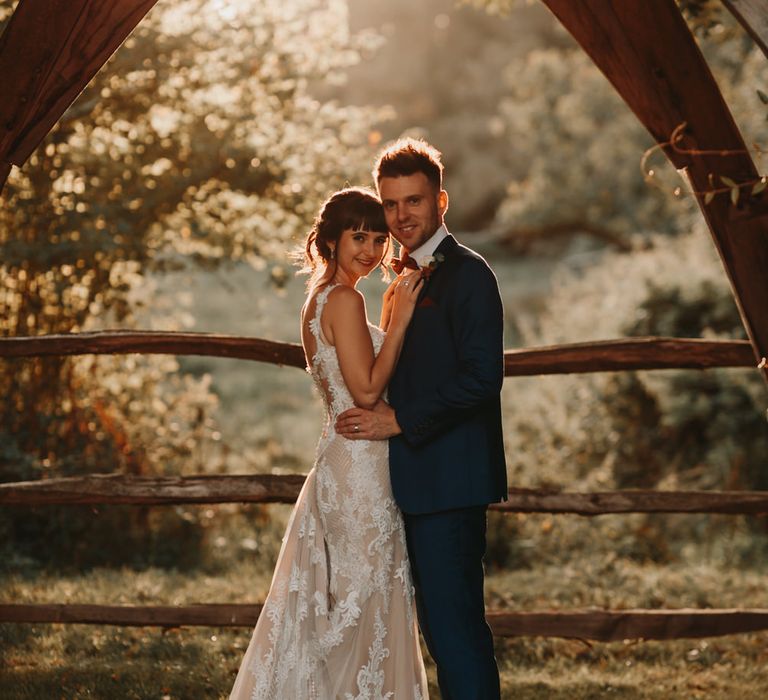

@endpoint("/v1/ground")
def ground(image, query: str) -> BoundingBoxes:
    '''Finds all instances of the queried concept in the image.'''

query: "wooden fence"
[1,331,767,641]
[0,329,758,374]
[3,603,768,642]
[4,473,768,515]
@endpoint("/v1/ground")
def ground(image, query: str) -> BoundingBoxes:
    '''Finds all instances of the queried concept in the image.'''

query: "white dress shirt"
[407,223,448,268]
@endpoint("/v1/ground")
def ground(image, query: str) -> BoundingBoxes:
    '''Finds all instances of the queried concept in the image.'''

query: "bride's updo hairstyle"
[297,186,391,290]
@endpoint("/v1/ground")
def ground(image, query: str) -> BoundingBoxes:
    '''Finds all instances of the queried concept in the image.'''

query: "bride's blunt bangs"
[295,187,392,290]
[340,194,388,237]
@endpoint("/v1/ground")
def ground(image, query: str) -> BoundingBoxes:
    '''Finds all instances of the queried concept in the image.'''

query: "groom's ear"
[438,189,449,217]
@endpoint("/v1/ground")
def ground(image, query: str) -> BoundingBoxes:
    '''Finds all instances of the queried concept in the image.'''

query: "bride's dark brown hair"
[296,186,392,290]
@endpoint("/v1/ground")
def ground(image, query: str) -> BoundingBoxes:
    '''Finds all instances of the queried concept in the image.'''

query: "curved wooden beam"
[542,0,768,385]
[722,0,768,60]
[0,0,159,193]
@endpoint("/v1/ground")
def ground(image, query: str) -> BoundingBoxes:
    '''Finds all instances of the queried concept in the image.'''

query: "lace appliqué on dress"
[229,284,427,700]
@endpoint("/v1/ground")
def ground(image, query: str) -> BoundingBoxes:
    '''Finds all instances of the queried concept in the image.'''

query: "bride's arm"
[326,273,422,409]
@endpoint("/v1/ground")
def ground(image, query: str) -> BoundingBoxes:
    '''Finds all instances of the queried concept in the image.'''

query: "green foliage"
[0,0,382,568]
[483,2,768,251]
[502,226,768,564]
[0,505,207,573]
[479,5,768,563]
[484,510,532,571]
[490,47,697,247]
[529,228,765,485]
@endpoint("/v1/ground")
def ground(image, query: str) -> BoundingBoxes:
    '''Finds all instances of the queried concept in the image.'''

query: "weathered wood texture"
[0,330,307,368]
[485,609,768,641]
[502,337,754,375]
[3,474,768,515]
[2,603,767,640]
[495,488,768,515]
[542,0,768,385]
[722,0,768,59]
[0,330,755,375]
[0,603,263,628]
[0,474,307,505]
[0,0,159,191]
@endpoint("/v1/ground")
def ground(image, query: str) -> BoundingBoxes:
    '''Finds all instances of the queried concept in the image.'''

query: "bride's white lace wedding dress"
[229,284,428,700]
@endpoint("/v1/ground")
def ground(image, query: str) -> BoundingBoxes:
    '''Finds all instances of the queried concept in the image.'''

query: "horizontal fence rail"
[2,474,768,515]
[2,603,767,641]
[1,332,764,644]
[502,337,755,375]
[0,330,307,367]
[0,331,756,375]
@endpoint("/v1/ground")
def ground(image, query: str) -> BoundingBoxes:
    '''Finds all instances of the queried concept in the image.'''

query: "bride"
[229,186,429,699]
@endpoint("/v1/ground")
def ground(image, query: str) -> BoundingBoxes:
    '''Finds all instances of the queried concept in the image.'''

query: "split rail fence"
[3,0,768,649]
[1,330,767,642]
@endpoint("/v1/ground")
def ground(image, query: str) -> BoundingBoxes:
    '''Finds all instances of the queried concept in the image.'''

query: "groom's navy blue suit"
[388,233,507,699]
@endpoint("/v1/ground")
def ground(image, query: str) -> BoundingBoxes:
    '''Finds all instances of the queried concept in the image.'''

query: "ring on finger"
[354,424,360,432]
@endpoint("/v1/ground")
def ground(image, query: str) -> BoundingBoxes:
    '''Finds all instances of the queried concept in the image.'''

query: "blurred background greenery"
[1,0,767,697]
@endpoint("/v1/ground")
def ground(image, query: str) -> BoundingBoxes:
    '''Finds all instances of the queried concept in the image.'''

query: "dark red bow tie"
[391,254,419,275]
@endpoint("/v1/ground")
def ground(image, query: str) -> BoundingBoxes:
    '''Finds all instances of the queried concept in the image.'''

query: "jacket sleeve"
[394,257,504,447]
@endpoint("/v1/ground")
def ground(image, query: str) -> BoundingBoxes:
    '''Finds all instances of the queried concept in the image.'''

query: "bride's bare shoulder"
[301,284,362,324]
[320,287,367,341]
[324,284,365,313]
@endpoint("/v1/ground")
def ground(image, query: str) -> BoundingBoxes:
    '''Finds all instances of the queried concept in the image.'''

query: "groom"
[336,138,508,699]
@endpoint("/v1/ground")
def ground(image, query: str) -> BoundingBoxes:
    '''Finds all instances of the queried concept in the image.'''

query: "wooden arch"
[1,0,767,383]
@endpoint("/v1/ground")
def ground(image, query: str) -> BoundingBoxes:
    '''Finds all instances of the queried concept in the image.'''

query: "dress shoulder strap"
[308,283,338,346]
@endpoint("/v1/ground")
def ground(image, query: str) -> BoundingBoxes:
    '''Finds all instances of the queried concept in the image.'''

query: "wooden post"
[542,0,768,385]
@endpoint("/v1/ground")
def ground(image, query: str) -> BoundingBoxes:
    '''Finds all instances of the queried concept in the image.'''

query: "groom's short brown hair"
[373,137,443,192]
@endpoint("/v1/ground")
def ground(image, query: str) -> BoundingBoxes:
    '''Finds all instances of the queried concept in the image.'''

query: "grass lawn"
[3,622,767,699]
[2,556,767,699]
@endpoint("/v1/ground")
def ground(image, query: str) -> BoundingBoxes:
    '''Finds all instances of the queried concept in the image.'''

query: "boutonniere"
[418,252,445,281]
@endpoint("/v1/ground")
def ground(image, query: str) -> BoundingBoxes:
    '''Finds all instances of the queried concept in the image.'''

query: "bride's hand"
[389,270,423,329]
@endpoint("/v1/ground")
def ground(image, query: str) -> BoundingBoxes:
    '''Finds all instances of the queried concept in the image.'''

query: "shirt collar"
[407,224,449,268]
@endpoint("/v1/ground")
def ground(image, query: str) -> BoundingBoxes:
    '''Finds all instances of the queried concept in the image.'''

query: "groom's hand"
[335,400,402,440]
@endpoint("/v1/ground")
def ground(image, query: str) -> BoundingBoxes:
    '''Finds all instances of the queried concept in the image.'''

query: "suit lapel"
[417,234,458,303]
[434,233,458,258]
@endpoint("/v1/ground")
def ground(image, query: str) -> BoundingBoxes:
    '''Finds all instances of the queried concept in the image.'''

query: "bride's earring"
[329,247,335,260]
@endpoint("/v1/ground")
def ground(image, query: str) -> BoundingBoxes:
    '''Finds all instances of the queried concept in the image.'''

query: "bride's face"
[333,227,389,280]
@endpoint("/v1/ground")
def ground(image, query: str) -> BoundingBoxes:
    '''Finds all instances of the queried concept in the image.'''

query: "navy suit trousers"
[403,506,500,700]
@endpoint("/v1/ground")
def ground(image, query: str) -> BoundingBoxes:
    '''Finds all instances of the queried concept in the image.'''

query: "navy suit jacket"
[388,233,508,514]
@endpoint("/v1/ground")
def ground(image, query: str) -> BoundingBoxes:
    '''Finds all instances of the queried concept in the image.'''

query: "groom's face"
[379,173,447,252]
